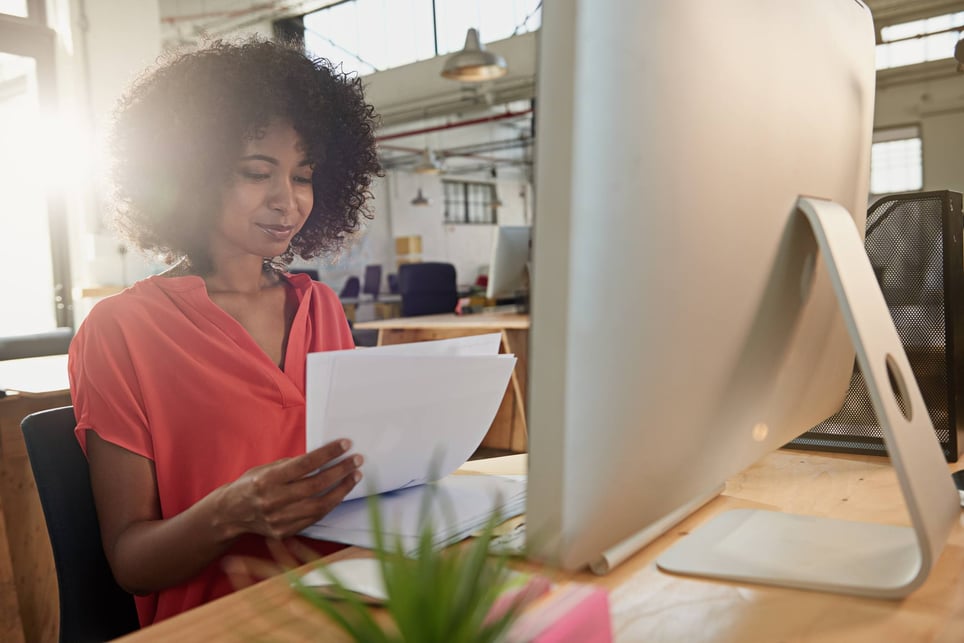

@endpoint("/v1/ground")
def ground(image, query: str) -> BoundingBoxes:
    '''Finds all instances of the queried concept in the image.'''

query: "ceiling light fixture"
[411,188,430,206]
[490,166,503,208]
[414,148,442,174]
[441,28,508,82]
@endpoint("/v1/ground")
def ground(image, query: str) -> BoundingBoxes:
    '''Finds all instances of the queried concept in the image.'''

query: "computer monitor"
[525,0,958,598]
[485,225,531,301]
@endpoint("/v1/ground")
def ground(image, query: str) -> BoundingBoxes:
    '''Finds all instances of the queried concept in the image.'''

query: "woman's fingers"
[263,470,363,538]
[279,439,354,481]
[292,453,364,497]
[224,441,363,539]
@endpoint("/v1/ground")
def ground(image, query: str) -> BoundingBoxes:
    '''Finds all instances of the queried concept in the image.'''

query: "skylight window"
[303,0,541,77]
[870,126,923,196]
[876,11,964,70]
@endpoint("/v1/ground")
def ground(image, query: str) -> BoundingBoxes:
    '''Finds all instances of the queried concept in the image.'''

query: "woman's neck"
[166,256,280,295]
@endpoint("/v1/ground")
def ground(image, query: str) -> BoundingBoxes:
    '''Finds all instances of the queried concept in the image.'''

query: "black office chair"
[362,264,383,300]
[398,262,459,317]
[339,275,361,299]
[0,327,73,361]
[288,268,320,281]
[387,273,399,294]
[21,406,139,642]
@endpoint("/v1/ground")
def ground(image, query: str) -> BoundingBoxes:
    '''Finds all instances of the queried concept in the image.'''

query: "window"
[443,180,497,224]
[0,8,72,336]
[876,11,964,70]
[303,0,541,77]
[870,126,923,196]
[0,0,28,18]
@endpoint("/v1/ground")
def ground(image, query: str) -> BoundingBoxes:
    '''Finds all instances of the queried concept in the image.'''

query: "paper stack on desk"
[301,474,526,555]
[300,334,523,553]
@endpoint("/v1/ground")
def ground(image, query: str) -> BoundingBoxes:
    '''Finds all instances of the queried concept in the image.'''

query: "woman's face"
[211,120,315,264]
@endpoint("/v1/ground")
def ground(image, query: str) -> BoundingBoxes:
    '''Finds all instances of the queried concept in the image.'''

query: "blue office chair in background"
[362,264,383,300]
[21,406,139,642]
[0,328,73,361]
[398,262,458,317]
[387,273,399,294]
[288,268,320,281]
[339,276,361,299]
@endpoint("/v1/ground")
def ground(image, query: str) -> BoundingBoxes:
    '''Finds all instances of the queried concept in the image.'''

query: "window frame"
[0,11,74,330]
[870,124,924,198]
[442,179,498,225]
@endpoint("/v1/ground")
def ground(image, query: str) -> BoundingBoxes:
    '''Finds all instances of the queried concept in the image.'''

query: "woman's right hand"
[214,439,363,540]
[86,434,363,595]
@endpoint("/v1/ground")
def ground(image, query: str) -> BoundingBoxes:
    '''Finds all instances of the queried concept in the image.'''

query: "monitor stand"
[656,197,960,599]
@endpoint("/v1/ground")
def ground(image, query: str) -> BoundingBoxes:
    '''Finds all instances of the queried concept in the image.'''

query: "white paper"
[306,336,516,501]
[351,332,503,356]
[300,474,526,555]
[299,558,388,601]
[298,553,532,603]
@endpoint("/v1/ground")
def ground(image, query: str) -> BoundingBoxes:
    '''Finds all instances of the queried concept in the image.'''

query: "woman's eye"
[240,170,269,180]
[294,175,314,185]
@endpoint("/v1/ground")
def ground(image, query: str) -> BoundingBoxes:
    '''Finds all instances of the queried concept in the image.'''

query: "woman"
[68,38,381,626]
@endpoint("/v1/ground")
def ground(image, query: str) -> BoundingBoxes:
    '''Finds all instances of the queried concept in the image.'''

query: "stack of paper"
[300,334,524,553]
[301,474,526,555]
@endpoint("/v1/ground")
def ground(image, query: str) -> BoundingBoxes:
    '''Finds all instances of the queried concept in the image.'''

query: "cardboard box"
[395,235,423,256]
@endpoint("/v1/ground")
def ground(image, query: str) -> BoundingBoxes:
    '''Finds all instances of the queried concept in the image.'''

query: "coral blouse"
[68,272,354,626]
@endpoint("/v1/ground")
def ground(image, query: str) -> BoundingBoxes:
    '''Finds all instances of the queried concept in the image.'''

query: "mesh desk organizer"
[788,190,964,461]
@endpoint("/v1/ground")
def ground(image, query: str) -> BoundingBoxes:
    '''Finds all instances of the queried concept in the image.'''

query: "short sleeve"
[310,281,355,349]
[69,301,155,460]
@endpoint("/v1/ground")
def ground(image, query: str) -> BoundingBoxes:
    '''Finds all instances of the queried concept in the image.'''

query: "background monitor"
[485,225,532,301]
[526,0,878,573]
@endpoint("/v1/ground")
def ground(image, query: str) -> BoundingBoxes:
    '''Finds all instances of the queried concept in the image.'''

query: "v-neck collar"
[150,273,313,407]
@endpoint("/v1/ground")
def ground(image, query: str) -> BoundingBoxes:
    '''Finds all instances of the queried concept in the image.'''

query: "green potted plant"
[289,484,538,643]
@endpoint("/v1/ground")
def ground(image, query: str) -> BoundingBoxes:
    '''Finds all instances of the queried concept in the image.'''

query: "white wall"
[874,70,964,194]
[52,0,163,323]
[68,1,535,311]
[290,173,395,294]
[296,168,531,294]
[386,170,530,287]
[63,4,964,324]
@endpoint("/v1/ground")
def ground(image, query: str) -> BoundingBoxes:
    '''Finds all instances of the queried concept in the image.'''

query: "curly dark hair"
[108,37,381,272]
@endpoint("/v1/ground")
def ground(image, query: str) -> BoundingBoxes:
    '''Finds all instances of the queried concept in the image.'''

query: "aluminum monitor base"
[657,197,959,599]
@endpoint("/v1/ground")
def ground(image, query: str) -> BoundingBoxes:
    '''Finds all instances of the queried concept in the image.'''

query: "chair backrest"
[387,273,399,294]
[398,262,459,317]
[363,264,383,299]
[0,328,73,361]
[288,268,320,281]
[21,406,140,642]
[339,276,361,299]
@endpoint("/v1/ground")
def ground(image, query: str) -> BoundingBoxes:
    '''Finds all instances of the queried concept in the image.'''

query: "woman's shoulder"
[83,275,197,327]
[284,271,339,302]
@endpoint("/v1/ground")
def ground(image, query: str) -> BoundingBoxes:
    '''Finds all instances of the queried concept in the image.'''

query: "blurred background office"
[1,0,963,345]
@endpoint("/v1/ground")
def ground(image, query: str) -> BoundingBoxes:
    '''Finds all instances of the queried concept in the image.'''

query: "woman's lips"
[256,223,295,241]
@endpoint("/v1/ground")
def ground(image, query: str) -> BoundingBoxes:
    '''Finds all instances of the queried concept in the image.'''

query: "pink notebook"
[506,582,613,643]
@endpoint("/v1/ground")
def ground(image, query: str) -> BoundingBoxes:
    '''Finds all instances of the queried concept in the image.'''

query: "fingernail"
[339,439,351,451]
[352,455,363,466]
[352,471,362,482]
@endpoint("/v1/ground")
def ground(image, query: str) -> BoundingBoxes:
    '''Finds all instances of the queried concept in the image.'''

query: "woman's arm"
[87,432,363,595]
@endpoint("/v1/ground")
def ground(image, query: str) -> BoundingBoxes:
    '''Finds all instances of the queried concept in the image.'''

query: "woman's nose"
[268,177,297,214]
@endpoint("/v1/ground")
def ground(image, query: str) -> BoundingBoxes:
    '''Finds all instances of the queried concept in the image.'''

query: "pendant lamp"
[441,28,508,82]
[411,188,430,206]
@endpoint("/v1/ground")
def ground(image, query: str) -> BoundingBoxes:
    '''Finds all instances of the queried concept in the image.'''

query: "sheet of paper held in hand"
[305,333,516,502]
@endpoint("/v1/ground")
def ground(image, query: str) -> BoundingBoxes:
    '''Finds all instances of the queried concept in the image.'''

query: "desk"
[118,449,964,642]
[0,354,70,643]
[355,313,530,452]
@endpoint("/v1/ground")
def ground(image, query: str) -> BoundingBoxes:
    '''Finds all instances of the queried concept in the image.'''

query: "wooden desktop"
[354,312,530,453]
[117,448,964,642]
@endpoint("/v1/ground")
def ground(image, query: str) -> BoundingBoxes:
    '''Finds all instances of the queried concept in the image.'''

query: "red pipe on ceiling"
[376,108,533,142]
